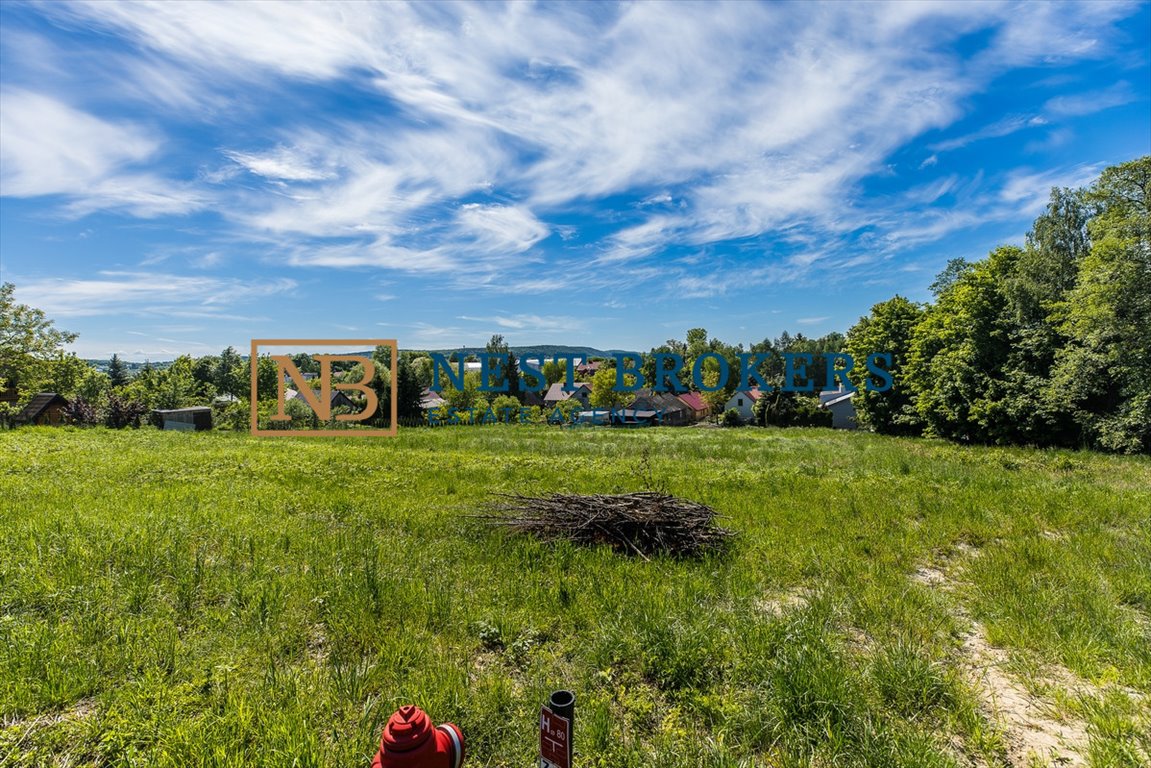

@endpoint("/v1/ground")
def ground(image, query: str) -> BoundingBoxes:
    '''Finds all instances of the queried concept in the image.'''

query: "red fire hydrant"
[371,705,464,768]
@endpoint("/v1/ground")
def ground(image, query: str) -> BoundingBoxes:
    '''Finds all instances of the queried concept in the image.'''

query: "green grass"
[1,426,1149,767]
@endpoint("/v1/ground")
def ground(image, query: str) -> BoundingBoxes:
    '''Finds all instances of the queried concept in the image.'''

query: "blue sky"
[1,1,1148,360]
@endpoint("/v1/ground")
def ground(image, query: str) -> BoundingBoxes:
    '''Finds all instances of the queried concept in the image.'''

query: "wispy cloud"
[1044,81,1138,117]
[1,0,1145,356]
[457,313,582,333]
[13,0,1135,282]
[14,272,296,317]
[0,88,203,216]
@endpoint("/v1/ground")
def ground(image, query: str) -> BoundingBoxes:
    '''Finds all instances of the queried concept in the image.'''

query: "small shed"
[153,407,213,431]
[16,393,69,426]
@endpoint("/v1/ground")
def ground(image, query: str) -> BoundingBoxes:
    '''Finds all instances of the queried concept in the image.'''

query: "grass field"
[1,426,1149,767]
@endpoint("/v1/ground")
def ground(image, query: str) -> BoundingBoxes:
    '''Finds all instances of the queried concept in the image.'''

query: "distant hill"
[426,345,631,359]
[81,345,634,369]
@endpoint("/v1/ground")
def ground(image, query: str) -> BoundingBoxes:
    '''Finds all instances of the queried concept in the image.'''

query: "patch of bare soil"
[960,626,1089,767]
[911,543,1093,767]
[1,697,96,759]
[755,587,810,617]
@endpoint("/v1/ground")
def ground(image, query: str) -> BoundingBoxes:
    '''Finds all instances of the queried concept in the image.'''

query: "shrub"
[105,393,148,429]
[62,397,98,426]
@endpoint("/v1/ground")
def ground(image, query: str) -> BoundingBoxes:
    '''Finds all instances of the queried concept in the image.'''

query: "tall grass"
[1,426,1148,766]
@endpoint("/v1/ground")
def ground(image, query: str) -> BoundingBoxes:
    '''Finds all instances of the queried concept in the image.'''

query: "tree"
[252,356,279,401]
[124,355,209,410]
[589,365,631,408]
[392,354,424,420]
[700,369,732,421]
[542,358,567,386]
[108,353,129,388]
[215,346,244,397]
[0,282,79,398]
[906,247,1022,444]
[845,296,925,435]
[484,334,521,398]
[1051,156,1151,453]
[928,258,973,298]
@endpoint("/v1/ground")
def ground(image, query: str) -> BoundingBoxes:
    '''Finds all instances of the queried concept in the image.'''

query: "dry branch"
[476,492,735,557]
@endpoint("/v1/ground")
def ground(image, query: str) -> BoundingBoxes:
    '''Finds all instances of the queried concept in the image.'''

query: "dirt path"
[912,551,1092,767]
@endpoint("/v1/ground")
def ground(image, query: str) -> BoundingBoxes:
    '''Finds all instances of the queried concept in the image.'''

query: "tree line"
[844,156,1149,454]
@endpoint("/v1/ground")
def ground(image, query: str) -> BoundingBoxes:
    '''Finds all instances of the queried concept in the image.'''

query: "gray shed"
[153,407,213,431]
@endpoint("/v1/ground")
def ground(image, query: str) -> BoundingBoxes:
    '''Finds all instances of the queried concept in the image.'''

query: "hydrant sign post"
[540,690,574,768]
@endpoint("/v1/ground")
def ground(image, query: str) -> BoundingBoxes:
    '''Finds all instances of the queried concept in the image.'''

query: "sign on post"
[539,706,571,768]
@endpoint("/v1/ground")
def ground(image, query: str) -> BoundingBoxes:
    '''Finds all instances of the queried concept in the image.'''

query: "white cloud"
[457,313,580,333]
[1044,81,1138,117]
[0,89,204,215]
[225,147,336,182]
[14,272,296,317]
[3,0,1142,292]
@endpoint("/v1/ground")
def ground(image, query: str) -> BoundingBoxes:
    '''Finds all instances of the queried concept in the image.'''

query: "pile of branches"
[476,492,734,558]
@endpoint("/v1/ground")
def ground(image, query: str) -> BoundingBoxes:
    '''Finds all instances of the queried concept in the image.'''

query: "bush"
[105,393,148,429]
[62,397,98,426]
[0,402,18,429]
[722,408,743,427]
[213,399,249,431]
[755,391,832,428]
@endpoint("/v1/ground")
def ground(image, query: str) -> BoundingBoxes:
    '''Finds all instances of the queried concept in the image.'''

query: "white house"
[819,386,857,429]
[723,388,761,423]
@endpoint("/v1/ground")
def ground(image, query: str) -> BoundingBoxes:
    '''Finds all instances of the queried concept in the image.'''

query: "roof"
[819,386,854,404]
[153,407,212,414]
[544,381,591,402]
[16,392,67,422]
[285,388,356,406]
[676,391,708,411]
[420,388,446,409]
[821,392,856,408]
[628,389,689,412]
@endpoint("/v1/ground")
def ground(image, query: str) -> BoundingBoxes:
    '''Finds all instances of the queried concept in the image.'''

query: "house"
[282,372,319,385]
[575,360,603,378]
[15,393,69,426]
[543,381,592,408]
[819,386,857,429]
[153,406,213,431]
[285,388,357,412]
[723,388,762,423]
[675,391,710,423]
[420,387,446,411]
[626,389,691,425]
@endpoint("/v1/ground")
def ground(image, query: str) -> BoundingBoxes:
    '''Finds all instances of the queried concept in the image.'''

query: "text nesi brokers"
[428,352,894,394]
